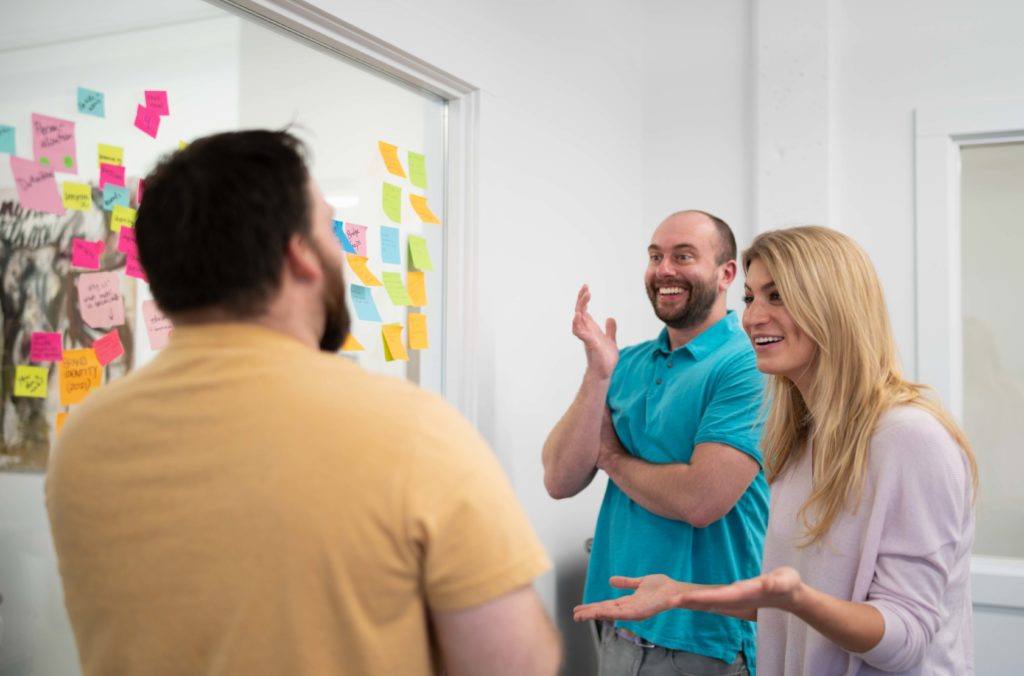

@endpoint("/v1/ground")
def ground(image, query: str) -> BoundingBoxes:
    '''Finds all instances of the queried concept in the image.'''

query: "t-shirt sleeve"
[693,350,765,465]
[404,398,551,611]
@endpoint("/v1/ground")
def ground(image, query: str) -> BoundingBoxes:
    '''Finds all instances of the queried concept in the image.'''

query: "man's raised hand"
[572,284,619,380]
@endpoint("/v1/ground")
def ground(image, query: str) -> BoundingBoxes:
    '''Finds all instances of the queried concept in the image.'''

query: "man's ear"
[719,260,738,290]
[283,233,321,282]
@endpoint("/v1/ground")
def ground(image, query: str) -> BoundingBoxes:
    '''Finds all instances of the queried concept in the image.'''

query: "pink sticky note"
[9,156,65,215]
[144,90,169,116]
[76,271,125,328]
[117,227,137,256]
[134,105,160,138]
[142,300,173,349]
[125,251,148,281]
[30,332,63,362]
[71,238,104,269]
[31,113,77,174]
[99,162,126,189]
[93,330,124,366]
[344,223,368,257]
[136,178,145,206]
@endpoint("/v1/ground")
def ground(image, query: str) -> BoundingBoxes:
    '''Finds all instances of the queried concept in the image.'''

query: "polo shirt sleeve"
[693,349,765,465]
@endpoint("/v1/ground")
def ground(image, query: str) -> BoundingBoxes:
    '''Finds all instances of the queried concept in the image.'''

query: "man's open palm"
[573,284,618,379]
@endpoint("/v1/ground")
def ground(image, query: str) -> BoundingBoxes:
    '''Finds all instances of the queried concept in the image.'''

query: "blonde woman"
[574,226,978,675]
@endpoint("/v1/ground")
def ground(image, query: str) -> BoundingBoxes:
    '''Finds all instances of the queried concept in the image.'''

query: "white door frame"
[210,0,482,426]
[914,99,1024,610]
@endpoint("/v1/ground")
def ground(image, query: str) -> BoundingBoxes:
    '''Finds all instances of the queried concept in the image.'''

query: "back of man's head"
[136,129,311,318]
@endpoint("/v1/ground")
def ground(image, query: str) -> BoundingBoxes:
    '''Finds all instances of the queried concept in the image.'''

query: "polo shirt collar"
[653,310,742,360]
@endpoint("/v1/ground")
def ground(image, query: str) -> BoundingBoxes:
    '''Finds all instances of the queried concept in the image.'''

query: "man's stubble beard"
[646,269,720,330]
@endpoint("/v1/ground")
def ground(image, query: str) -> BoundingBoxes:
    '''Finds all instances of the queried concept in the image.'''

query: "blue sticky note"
[102,184,130,211]
[0,125,14,155]
[380,226,401,265]
[350,284,381,322]
[333,219,356,254]
[77,87,105,118]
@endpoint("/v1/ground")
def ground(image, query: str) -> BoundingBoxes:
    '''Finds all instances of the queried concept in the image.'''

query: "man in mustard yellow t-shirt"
[46,130,560,676]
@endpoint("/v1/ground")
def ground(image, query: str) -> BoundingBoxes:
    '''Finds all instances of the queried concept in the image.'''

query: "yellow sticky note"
[381,323,408,362]
[346,255,382,286]
[378,141,407,178]
[382,183,402,223]
[178,140,187,150]
[407,151,427,189]
[98,143,124,166]
[409,194,440,224]
[408,313,429,350]
[407,271,427,307]
[62,182,92,211]
[60,348,102,406]
[341,333,364,352]
[110,205,136,232]
[56,412,69,435]
[14,365,48,398]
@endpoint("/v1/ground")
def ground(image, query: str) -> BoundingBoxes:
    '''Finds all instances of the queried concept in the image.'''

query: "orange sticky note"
[409,194,440,224]
[60,348,102,406]
[341,333,364,352]
[378,141,407,178]
[407,271,427,307]
[346,255,382,286]
[56,412,69,435]
[381,323,408,362]
[408,312,429,350]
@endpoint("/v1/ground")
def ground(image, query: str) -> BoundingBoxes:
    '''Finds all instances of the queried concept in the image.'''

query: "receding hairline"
[656,209,737,264]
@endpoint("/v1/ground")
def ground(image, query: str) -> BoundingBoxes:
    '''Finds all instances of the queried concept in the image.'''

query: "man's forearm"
[542,371,610,499]
[601,453,707,525]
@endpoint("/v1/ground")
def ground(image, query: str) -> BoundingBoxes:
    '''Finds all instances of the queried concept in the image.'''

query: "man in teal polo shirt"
[543,210,767,675]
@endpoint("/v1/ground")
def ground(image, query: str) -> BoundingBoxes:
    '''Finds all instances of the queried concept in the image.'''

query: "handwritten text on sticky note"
[93,330,124,365]
[142,300,173,349]
[60,348,102,406]
[76,271,125,328]
[10,156,64,215]
[77,87,105,117]
[30,332,63,362]
[14,365,48,398]
[71,238,104,269]
[134,105,160,138]
[62,182,92,211]
[32,113,77,173]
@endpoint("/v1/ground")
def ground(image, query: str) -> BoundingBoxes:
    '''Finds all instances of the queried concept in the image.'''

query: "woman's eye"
[769,291,782,302]
[742,295,753,305]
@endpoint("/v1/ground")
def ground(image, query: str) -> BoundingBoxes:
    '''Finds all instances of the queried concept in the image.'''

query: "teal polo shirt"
[583,311,768,668]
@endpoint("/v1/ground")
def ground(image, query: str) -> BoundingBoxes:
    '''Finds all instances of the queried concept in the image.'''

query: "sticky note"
[99,162,125,189]
[333,220,355,253]
[60,348,102,406]
[344,223,368,256]
[93,330,124,366]
[142,300,173,349]
[409,194,440,224]
[77,87,105,117]
[0,125,15,155]
[62,182,92,211]
[346,255,381,286]
[30,332,63,362]
[378,141,407,178]
[71,238,104,269]
[408,151,427,189]
[56,412,69,435]
[98,143,123,165]
[32,113,77,173]
[408,312,429,350]
[407,271,427,307]
[178,139,187,150]
[125,251,148,281]
[102,184,130,211]
[380,226,401,264]
[145,90,169,116]
[381,323,408,362]
[14,365,48,398]
[76,272,125,328]
[407,235,434,271]
[10,156,64,215]
[382,271,411,306]
[350,285,381,322]
[110,205,136,231]
[134,105,160,138]
[136,178,145,206]
[382,183,402,223]
[117,227,137,256]
[341,333,364,352]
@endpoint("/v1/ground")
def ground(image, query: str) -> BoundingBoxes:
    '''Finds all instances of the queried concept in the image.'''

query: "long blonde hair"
[743,226,978,544]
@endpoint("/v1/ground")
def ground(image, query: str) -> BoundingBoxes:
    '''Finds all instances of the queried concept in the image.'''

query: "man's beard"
[646,271,719,330]
[312,245,351,353]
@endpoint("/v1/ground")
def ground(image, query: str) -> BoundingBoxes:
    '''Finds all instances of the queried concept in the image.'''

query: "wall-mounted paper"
[408,151,427,189]
[382,271,411,306]
[407,235,434,271]
[409,194,440,224]
[60,348,102,406]
[134,105,160,138]
[93,330,124,366]
[14,365,48,398]
[98,143,123,165]
[350,284,382,322]
[378,141,407,178]
[408,312,429,350]
[344,223,368,256]
[62,182,92,211]
[76,271,125,328]
[341,333,364,352]
[71,238,104,269]
[142,300,173,350]
[125,251,147,281]
[0,125,15,155]
[380,225,401,264]
[102,184,130,211]
[144,90,169,116]
[32,113,77,173]
[382,183,402,223]
[117,227,137,256]
[30,332,63,362]
[407,271,427,307]
[10,156,64,215]
[110,205,136,231]
[56,412,69,435]
[346,255,382,286]
[77,87,105,117]
[333,220,356,254]
[99,163,125,188]
[381,323,408,362]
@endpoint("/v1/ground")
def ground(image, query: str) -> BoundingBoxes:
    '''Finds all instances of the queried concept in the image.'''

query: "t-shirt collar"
[653,310,742,360]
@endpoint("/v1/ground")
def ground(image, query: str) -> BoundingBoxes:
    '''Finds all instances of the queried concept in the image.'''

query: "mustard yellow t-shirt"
[46,323,550,676]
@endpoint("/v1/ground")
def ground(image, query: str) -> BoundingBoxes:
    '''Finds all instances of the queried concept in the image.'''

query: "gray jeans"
[596,621,749,676]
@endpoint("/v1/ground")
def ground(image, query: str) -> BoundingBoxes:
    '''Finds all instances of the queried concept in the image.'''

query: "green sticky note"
[382,182,402,223]
[408,151,427,189]
[408,235,434,272]
[382,271,411,306]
